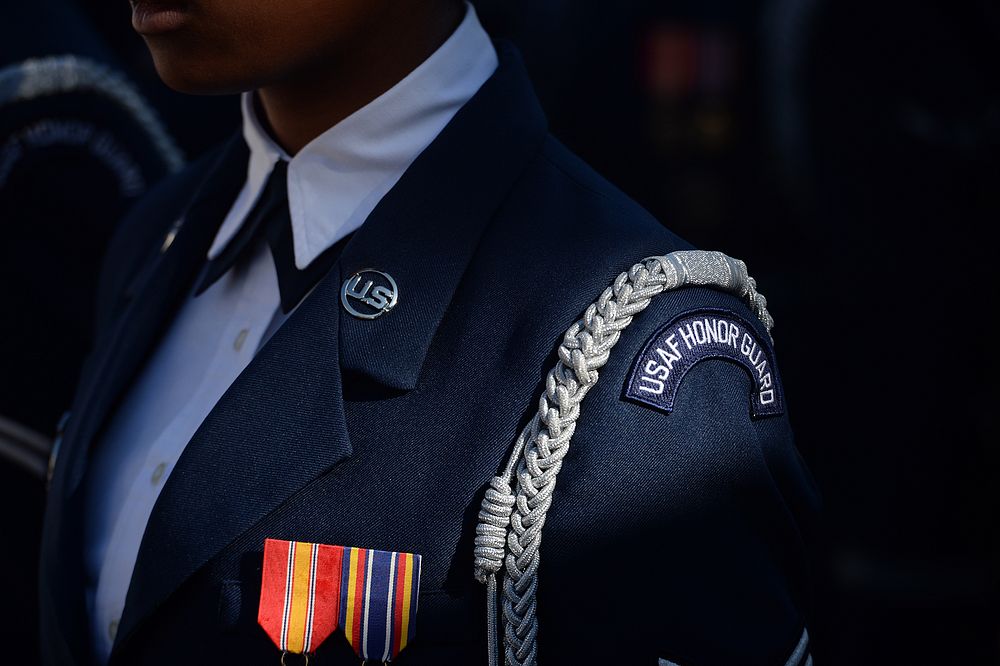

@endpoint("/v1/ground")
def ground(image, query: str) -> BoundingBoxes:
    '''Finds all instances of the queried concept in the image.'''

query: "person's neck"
[255,3,464,156]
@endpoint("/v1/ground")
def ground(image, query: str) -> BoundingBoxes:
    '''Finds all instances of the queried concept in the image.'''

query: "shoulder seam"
[538,141,655,222]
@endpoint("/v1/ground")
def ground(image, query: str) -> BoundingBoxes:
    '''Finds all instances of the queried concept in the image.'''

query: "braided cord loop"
[0,55,185,174]
[472,251,773,666]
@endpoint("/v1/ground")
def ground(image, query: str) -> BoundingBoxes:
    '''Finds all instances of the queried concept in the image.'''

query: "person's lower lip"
[131,1,191,35]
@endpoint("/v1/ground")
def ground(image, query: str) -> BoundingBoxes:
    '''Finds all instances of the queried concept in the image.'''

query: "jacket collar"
[336,40,548,390]
[108,41,547,657]
[209,2,498,270]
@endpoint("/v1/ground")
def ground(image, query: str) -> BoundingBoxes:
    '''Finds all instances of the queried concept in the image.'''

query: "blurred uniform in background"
[0,1,187,663]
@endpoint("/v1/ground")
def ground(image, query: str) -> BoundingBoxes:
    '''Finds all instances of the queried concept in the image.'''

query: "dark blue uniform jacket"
[40,43,819,666]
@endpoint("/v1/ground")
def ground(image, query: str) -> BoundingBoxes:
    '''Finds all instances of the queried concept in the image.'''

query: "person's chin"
[147,48,253,96]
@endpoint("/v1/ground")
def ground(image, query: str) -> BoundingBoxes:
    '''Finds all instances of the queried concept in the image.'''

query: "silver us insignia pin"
[341,269,398,319]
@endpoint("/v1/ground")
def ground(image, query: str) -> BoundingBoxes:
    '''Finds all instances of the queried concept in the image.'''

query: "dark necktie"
[195,160,350,313]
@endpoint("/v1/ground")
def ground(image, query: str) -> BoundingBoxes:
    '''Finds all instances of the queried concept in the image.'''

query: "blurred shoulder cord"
[0,415,51,479]
[0,54,184,173]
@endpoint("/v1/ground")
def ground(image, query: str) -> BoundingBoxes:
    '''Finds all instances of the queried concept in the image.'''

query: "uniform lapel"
[114,264,353,650]
[111,41,547,656]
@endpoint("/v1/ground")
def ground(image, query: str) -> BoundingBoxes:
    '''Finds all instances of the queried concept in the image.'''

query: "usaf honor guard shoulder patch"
[259,538,421,663]
[625,308,784,418]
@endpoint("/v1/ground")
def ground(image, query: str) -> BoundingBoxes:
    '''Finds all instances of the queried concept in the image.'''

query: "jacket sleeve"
[537,284,819,665]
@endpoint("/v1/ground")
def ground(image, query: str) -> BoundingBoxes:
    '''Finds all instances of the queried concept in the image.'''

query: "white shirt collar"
[207,2,498,269]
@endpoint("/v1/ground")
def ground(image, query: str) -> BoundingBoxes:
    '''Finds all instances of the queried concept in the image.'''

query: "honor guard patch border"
[259,538,421,662]
[625,308,784,418]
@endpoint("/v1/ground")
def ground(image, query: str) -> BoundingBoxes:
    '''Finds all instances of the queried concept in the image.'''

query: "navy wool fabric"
[40,42,819,666]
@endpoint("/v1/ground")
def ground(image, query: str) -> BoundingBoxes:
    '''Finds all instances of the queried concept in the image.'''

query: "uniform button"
[151,462,166,485]
[233,328,249,352]
[160,228,177,253]
[108,619,118,641]
[161,218,183,253]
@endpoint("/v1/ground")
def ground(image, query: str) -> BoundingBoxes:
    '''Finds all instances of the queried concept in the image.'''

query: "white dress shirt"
[82,5,497,661]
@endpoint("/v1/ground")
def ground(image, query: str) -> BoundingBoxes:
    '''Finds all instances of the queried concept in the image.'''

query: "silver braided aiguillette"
[472,250,774,666]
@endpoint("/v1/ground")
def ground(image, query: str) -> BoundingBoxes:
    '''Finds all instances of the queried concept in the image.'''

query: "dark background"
[1,0,997,663]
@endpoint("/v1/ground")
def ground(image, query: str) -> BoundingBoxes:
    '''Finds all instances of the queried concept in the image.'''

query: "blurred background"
[1,0,997,663]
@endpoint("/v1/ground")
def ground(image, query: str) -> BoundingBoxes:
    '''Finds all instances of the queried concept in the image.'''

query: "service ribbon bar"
[259,539,343,654]
[259,538,421,662]
[340,546,421,661]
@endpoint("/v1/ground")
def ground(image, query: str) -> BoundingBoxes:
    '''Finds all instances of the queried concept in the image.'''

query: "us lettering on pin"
[341,269,398,319]
[624,308,784,418]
